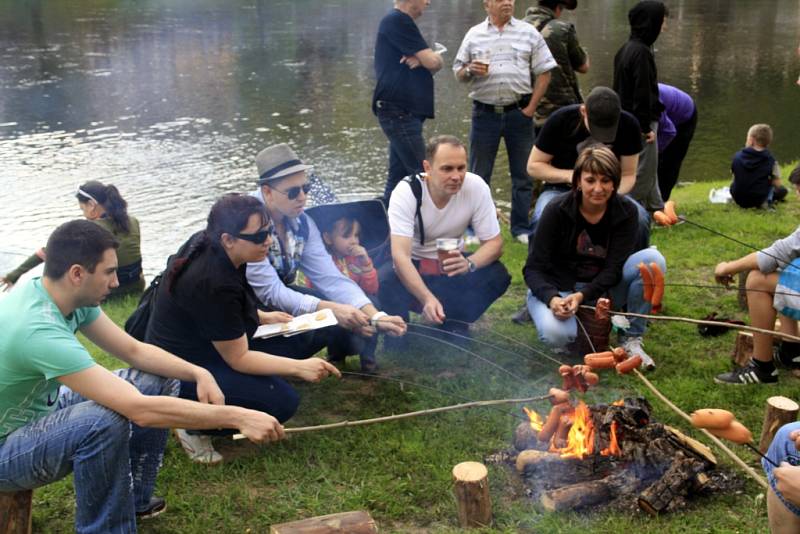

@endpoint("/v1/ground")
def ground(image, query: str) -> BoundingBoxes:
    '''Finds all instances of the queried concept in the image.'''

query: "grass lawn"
[31,176,800,533]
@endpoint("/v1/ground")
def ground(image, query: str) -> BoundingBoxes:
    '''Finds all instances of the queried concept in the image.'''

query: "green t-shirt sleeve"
[24,329,96,380]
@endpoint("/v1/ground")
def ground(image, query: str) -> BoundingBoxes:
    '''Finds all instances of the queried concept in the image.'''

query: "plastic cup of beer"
[436,238,461,274]
[472,49,490,73]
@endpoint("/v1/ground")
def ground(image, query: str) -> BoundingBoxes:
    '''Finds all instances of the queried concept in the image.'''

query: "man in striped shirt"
[454,0,556,243]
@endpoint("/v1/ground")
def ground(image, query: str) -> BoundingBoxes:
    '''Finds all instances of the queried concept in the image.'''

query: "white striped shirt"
[454,17,556,106]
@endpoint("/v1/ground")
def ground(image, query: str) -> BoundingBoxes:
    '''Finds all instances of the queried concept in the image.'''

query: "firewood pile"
[507,398,725,515]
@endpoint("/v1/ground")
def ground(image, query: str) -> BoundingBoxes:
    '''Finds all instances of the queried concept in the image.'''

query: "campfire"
[510,397,718,514]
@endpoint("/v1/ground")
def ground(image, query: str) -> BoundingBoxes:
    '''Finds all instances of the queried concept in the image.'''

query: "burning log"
[540,472,635,512]
[452,461,492,528]
[637,454,706,515]
[759,396,800,453]
[515,450,564,473]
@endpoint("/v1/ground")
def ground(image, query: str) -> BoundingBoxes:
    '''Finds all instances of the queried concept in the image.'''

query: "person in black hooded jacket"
[613,0,667,213]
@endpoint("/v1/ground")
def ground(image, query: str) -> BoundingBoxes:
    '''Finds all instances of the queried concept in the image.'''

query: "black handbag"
[124,272,163,341]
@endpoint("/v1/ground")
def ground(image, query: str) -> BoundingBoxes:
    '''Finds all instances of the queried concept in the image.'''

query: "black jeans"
[657,108,697,201]
[378,259,511,323]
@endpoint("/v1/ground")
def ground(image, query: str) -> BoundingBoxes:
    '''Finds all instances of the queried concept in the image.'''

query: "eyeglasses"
[236,226,272,244]
[271,183,311,200]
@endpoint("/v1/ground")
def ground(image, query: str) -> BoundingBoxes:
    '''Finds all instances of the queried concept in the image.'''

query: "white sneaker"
[515,233,529,245]
[174,429,223,464]
[621,336,656,371]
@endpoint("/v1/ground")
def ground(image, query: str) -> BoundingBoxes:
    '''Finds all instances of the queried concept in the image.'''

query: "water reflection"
[0,0,799,277]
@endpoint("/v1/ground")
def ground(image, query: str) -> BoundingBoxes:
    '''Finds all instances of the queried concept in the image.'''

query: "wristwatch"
[467,258,477,273]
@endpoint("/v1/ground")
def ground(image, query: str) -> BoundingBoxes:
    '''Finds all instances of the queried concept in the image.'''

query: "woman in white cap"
[246,143,406,366]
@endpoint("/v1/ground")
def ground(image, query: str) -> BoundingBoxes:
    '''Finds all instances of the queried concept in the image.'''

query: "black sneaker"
[136,497,166,520]
[714,362,778,385]
[774,342,800,370]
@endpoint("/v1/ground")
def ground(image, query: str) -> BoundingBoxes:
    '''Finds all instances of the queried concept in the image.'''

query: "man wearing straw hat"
[247,143,407,363]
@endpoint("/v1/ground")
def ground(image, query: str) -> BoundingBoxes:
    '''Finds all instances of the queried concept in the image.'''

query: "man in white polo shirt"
[454,0,556,244]
[380,135,511,336]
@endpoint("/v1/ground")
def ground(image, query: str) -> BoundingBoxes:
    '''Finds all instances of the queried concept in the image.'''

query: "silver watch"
[467,258,477,273]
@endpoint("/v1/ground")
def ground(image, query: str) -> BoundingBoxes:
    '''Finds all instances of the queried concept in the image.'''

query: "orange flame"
[600,421,621,456]
[525,401,625,459]
[558,401,593,459]
[523,407,544,432]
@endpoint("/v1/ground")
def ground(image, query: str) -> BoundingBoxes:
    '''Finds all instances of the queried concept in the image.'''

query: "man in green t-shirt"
[0,220,290,532]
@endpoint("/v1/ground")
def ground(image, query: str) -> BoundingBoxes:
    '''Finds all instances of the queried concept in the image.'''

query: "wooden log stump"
[269,511,377,534]
[452,461,492,528]
[0,490,32,534]
[759,396,800,453]
[732,331,753,367]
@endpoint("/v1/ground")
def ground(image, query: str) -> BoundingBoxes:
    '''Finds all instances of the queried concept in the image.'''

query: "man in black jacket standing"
[613,0,667,213]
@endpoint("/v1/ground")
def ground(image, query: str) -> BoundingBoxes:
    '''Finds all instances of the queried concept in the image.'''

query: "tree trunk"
[452,461,492,528]
[0,491,32,534]
[759,396,800,453]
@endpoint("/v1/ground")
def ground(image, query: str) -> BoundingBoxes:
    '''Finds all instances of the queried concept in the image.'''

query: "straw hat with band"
[256,143,313,185]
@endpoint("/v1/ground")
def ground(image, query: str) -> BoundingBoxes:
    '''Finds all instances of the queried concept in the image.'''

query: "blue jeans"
[376,102,426,205]
[469,105,534,237]
[527,247,666,347]
[763,422,800,517]
[530,190,651,249]
[0,369,179,533]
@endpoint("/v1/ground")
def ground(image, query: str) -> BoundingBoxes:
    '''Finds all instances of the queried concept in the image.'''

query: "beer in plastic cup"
[436,238,460,274]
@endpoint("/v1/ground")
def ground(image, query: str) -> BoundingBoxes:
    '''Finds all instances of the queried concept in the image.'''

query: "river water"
[1,0,798,279]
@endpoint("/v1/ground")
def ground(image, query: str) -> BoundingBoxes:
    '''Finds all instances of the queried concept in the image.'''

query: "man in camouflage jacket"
[524,0,589,131]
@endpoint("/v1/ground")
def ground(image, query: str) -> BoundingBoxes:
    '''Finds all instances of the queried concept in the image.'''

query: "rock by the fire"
[514,422,540,451]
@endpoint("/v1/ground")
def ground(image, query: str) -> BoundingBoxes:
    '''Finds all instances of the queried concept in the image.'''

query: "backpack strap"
[402,174,425,245]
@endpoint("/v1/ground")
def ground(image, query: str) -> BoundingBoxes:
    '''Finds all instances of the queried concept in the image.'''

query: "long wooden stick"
[580,305,800,343]
[632,369,769,490]
[232,395,550,441]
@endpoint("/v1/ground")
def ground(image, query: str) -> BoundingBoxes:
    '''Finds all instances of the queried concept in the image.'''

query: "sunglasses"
[236,226,272,245]
[272,183,311,200]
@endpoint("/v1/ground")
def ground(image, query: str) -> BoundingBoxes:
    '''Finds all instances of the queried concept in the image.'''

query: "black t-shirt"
[535,104,643,187]
[145,232,260,369]
[372,9,434,118]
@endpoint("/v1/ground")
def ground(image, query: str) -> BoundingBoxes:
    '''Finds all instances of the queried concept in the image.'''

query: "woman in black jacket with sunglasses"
[145,194,340,464]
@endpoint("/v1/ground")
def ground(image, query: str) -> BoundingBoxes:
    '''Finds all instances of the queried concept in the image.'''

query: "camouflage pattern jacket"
[524,6,587,127]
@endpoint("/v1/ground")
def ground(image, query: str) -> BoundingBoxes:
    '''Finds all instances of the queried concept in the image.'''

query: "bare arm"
[714,252,759,285]
[575,58,590,74]
[390,235,445,324]
[618,154,638,195]
[522,70,552,118]
[212,334,340,382]
[527,146,572,185]
[416,48,443,72]
[404,49,443,73]
[58,366,284,443]
[439,234,503,277]
[81,312,224,404]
